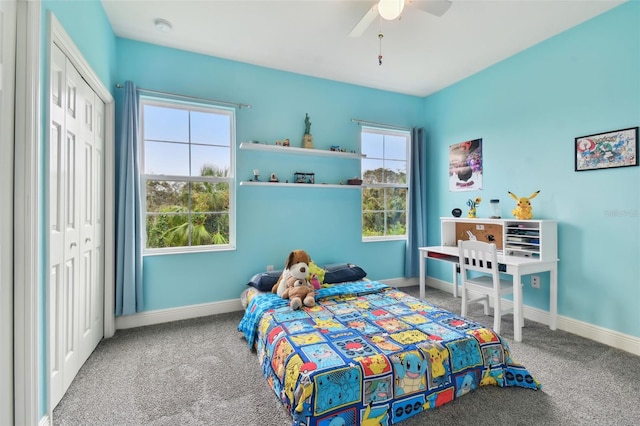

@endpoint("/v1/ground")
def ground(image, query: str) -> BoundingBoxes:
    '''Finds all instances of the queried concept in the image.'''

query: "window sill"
[143,244,236,256]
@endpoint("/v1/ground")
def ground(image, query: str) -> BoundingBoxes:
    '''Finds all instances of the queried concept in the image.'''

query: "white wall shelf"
[239,142,365,159]
[240,181,362,189]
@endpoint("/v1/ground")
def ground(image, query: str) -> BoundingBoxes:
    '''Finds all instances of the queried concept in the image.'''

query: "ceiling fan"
[348,0,452,37]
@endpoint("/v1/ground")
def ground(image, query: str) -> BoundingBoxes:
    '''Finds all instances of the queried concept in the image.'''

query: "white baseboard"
[379,277,419,288]
[115,298,243,330]
[426,277,640,356]
[112,277,640,357]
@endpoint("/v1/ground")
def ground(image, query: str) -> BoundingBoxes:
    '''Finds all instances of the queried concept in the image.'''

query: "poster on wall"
[575,127,638,171]
[449,138,483,191]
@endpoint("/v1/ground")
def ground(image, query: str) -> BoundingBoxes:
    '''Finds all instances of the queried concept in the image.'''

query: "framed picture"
[575,127,638,171]
[449,138,482,191]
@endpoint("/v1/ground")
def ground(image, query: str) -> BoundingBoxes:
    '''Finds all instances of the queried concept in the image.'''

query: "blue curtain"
[405,127,428,277]
[115,81,143,315]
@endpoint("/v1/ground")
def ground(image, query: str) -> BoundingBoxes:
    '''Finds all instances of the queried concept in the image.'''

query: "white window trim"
[139,98,236,254]
[361,126,411,242]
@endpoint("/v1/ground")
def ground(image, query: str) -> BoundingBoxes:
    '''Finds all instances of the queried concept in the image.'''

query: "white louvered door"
[49,43,104,409]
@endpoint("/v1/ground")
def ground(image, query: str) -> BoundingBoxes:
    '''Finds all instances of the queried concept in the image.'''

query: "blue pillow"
[323,263,367,284]
[247,270,282,292]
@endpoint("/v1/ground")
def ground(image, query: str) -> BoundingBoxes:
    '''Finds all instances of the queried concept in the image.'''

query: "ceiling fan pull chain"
[378,32,384,66]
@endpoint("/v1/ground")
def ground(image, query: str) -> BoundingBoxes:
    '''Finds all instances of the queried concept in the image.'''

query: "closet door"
[49,42,105,409]
[78,80,105,363]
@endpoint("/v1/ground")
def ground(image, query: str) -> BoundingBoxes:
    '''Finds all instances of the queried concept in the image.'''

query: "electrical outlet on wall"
[531,275,540,288]
[266,265,274,272]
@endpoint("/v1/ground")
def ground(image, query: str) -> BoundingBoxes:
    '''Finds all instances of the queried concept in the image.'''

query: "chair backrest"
[458,239,499,277]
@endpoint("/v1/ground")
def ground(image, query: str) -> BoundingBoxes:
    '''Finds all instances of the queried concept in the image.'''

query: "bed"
[238,279,540,425]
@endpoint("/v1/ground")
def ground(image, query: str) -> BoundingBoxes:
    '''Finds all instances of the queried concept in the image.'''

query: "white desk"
[418,245,558,342]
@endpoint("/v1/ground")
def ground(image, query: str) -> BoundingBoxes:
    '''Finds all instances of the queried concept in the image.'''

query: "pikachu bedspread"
[238,280,540,426]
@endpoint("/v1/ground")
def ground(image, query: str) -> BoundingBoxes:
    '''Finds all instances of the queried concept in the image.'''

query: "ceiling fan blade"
[409,0,452,17]
[348,3,379,38]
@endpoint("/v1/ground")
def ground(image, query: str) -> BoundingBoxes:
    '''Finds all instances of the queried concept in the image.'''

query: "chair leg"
[482,295,490,316]
[493,296,501,334]
[461,288,467,317]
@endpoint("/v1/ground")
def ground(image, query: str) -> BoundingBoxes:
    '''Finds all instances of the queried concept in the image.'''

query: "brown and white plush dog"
[272,249,311,297]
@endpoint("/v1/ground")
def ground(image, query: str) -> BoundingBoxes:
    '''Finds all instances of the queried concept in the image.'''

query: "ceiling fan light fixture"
[154,18,173,33]
[378,0,405,21]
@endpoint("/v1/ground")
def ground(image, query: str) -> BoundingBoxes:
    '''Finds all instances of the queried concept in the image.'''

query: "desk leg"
[550,265,558,331]
[419,251,426,300]
[452,263,459,298]
[513,272,523,342]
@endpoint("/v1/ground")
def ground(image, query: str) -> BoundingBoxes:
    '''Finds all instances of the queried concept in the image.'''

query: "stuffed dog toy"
[281,275,316,310]
[272,249,312,296]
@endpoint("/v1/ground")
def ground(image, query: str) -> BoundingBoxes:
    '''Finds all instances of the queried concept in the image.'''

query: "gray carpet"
[53,286,640,426]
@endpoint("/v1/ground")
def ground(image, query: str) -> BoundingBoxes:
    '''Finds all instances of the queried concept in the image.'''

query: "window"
[140,98,235,253]
[361,127,410,240]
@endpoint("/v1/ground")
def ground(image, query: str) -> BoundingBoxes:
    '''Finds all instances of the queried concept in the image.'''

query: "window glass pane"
[384,135,407,160]
[385,187,407,211]
[191,182,230,213]
[143,105,188,142]
[362,158,384,184]
[191,110,231,146]
[193,213,229,246]
[191,145,230,177]
[145,180,188,213]
[146,212,190,249]
[386,211,406,236]
[144,141,190,175]
[362,187,383,212]
[362,132,383,158]
[383,160,407,184]
[363,212,384,237]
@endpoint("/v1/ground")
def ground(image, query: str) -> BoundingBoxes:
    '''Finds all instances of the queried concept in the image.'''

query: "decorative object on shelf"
[253,169,260,182]
[303,113,314,149]
[294,172,315,184]
[508,191,540,220]
[575,127,638,171]
[276,140,282,146]
[269,173,279,183]
[449,138,483,192]
[467,197,481,218]
[283,138,290,147]
[489,199,501,219]
[452,208,462,218]
[347,177,363,185]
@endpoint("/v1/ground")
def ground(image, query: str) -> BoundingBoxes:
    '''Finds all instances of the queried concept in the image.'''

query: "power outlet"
[531,275,540,288]
[266,265,274,272]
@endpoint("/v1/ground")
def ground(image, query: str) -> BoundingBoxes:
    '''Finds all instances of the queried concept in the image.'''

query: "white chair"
[458,240,513,334]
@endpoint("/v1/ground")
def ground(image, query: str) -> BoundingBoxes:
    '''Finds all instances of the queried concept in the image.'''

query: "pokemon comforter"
[238,280,540,426]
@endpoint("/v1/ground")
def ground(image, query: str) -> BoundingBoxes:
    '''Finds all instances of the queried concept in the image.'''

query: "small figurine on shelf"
[303,113,314,149]
[467,197,481,218]
[508,190,540,220]
[283,138,290,147]
[269,173,279,183]
[253,169,260,182]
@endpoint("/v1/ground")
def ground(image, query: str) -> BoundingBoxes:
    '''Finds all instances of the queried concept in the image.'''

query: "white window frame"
[139,97,236,254]
[361,126,411,242]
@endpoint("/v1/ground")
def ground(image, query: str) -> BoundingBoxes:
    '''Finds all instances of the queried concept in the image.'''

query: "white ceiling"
[101,0,625,97]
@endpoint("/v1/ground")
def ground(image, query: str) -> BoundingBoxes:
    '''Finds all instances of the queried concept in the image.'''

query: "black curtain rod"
[115,84,252,109]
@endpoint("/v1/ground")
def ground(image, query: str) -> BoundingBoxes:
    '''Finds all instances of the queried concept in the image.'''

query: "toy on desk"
[466,197,481,218]
[508,190,540,220]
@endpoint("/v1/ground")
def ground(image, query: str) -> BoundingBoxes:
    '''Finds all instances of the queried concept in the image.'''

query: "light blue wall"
[115,39,424,310]
[423,1,640,337]
[40,0,117,418]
